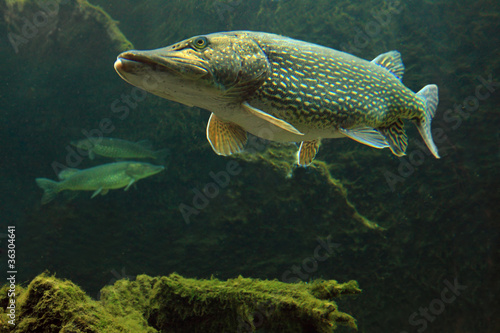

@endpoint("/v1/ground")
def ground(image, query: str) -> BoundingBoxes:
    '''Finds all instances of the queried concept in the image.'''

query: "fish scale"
[71,137,169,161]
[252,38,420,130]
[113,30,440,165]
[35,162,165,204]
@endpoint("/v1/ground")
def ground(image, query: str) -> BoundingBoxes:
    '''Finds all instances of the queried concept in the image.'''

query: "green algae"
[145,273,360,332]
[237,142,385,231]
[73,0,133,52]
[0,273,155,333]
[3,0,133,54]
[0,272,360,332]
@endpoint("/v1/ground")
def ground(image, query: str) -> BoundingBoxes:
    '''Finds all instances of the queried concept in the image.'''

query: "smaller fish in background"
[35,161,165,205]
[71,137,169,162]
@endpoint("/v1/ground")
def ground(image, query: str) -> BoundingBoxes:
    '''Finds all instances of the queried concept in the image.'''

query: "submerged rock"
[0,272,360,332]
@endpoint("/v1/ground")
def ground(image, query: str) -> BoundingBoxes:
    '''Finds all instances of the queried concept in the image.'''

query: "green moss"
[1,273,359,332]
[4,0,133,55]
[74,0,133,51]
[0,273,155,333]
[236,143,385,231]
[120,273,359,332]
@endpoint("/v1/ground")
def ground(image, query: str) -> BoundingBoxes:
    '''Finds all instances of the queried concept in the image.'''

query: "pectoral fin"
[242,102,304,135]
[89,150,95,160]
[124,179,135,191]
[378,119,408,157]
[339,127,390,149]
[91,187,103,198]
[206,113,247,156]
[297,139,321,166]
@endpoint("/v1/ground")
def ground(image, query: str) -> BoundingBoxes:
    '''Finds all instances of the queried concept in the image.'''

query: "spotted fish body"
[252,39,412,128]
[71,137,169,161]
[35,162,165,204]
[114,31,440,165]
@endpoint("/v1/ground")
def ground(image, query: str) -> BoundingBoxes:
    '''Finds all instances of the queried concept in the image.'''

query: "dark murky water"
[1,0,498,332]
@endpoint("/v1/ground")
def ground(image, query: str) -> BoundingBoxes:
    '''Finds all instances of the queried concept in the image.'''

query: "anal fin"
[207,113,247,156]
[378,119,408,157]
[339,127,389,149]
[297,139,321,166]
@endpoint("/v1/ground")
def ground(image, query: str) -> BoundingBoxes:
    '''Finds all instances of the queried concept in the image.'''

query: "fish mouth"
[114,50,210,80]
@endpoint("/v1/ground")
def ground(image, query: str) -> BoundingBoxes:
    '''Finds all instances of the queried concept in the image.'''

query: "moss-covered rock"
[0,273,155,333]
[0,272,360,332]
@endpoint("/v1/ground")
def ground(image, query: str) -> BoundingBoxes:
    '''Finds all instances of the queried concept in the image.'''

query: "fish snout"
[153,165,166,174]
[114,51,153,77]
[116,48,210,79]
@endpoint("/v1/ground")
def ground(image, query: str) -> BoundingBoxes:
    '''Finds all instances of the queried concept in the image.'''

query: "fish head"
[126,162,165,179]
[114,31,270,109]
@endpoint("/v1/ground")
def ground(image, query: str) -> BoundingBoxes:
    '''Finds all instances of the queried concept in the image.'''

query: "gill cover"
[182,32,270,99]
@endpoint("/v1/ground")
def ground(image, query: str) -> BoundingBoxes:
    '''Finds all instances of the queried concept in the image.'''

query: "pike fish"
[71,137,169,161]
[114,31,440,165]
[35,161,164,204]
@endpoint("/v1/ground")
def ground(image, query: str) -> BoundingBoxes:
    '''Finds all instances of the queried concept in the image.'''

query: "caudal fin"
[35,178,60,205]
[415,84,440,158]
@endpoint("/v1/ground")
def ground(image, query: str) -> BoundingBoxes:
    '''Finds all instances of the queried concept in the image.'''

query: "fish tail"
[415,84,440,158]
[35,178,60,204]
[153,148,170,164]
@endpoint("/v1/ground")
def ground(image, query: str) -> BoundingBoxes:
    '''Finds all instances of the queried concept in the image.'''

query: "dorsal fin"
[371,51,405,81]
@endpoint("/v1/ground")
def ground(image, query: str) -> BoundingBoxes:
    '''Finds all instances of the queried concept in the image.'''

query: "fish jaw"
[114,48,217,107]
[115,48,210,80]
[114,32,270,110]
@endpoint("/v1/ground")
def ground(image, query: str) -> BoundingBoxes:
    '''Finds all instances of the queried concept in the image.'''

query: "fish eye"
[193,36,208,50]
